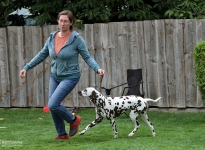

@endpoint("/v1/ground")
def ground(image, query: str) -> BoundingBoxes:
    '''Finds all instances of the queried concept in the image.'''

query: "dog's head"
[78,87,99,100]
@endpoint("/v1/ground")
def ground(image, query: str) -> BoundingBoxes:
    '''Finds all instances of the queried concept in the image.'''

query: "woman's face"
[58,15,72,32]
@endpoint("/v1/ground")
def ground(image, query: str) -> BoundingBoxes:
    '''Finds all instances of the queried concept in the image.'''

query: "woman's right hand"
[19,69,27,78]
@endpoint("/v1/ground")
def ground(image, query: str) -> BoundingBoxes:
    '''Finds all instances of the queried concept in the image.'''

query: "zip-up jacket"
[23,30,100,79]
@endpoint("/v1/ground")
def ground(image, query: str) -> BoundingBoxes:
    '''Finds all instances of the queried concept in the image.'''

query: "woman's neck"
[58,30,71,37]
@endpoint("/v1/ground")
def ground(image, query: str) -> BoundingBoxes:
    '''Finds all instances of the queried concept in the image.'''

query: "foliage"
[0,0,32,27]
[193,41,205,103]
[163,0,205,19]
[29,0,65,25]
[7,14,25,26]
[152,0,205,19]
[0,0,16,27]
[1,0,205,27]
[74,0,111,23]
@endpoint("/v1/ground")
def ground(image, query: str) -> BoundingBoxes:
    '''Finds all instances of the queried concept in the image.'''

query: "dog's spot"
[89,91,97,100]
[114,106,122,117]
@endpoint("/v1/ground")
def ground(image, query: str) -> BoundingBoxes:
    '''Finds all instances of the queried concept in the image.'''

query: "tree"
[28,0,67,25]
[0,0,16,27]
[1,0,205,27]
[28,0,205,26]
[0,0,33,27]
[154,0,205,19]
[27,0,159,26]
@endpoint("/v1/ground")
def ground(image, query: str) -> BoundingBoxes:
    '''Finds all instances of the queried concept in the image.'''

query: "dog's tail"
[144,97,161,103]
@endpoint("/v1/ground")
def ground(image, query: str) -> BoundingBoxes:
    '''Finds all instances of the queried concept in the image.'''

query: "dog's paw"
[128,133,134,137]
[152,133,156,137]
[79,131,85,135]
[113,132,118,138]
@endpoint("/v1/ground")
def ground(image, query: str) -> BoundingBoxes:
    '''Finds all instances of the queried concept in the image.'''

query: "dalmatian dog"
[78,87,161,138]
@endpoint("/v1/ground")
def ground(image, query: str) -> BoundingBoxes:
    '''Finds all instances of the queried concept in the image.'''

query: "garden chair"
[101,68,145,97]
[101,69,145,117]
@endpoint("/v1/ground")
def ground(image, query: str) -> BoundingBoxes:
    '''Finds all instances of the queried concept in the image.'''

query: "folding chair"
[101,69,145,97]
[101,69,145,117]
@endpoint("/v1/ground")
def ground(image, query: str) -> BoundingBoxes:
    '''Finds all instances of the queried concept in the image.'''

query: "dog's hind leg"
[140,112,156,136]
[109,119,118,138]
[79,117,103,135]
[128,110,140,137]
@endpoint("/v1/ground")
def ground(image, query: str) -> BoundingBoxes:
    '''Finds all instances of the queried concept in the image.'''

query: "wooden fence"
[0,19,205,108]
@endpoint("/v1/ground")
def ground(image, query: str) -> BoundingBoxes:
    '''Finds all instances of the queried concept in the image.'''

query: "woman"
[19,10,105,140]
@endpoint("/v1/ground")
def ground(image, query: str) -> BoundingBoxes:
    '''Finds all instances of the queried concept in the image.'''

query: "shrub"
[193,40,205,103]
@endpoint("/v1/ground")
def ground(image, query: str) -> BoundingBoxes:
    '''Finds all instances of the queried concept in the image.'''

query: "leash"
[100,74,104,88]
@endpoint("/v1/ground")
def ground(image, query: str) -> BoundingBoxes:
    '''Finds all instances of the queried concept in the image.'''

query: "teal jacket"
[24,30,100,79]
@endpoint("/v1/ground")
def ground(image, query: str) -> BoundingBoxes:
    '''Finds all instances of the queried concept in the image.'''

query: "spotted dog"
[78,87,161,138]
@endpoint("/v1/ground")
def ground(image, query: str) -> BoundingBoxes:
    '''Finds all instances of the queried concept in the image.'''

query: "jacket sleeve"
[77,36,100,73]
[23,38,50,71]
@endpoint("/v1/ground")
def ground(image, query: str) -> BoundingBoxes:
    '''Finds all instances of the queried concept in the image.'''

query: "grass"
[0,108,205,150]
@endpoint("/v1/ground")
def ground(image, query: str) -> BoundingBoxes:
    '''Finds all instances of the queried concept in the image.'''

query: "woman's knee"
[48,101,58,111]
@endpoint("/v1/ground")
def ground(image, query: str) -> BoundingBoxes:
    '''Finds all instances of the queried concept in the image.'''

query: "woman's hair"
[57,10,75,30]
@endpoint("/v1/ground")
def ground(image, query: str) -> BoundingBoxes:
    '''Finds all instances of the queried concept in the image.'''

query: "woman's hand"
[19,69,27,78]
[98,69,105,76]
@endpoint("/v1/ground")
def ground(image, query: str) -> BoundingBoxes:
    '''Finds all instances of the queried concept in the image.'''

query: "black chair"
[101,69,145,97]
[101,69,145,117]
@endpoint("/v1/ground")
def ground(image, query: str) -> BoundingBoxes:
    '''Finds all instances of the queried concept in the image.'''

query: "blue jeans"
[48,75,80,135]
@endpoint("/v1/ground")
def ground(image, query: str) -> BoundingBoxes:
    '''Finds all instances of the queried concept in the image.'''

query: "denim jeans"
[48,75,80,135]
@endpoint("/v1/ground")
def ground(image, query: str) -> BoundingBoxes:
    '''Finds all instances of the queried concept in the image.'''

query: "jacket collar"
[51,30,80,44]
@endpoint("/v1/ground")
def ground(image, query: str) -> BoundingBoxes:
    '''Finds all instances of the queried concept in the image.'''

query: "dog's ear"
[89,91,97,99]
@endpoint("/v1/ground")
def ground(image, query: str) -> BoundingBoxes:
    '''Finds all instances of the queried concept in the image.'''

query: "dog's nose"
[78,90,82,96]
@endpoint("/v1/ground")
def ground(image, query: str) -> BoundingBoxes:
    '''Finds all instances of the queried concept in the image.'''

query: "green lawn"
[0,108,205,150]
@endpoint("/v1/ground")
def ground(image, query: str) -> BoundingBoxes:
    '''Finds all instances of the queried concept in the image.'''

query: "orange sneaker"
[69,115,81,136]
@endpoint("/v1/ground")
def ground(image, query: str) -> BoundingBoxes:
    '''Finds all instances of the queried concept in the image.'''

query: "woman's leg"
[48,75,80,135]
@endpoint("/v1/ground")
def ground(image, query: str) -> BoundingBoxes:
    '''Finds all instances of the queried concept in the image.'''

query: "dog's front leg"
[109,119,118,138]
[95,107,99,119]
[128,111,140,137]
[79,117,103,135]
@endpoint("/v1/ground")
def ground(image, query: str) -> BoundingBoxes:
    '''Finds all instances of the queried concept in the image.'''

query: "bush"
[193,41,205,103]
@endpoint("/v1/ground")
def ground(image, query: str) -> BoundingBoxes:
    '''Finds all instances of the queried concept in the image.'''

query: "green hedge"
[193,41,205,103]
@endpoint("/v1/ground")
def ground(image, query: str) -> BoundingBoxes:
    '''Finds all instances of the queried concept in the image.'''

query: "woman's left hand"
[98,69,105,76]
